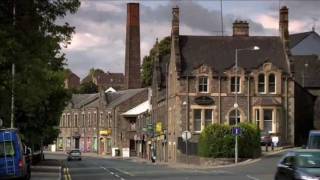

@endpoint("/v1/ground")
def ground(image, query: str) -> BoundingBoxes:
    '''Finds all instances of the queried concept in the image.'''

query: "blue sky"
[61,0,320,79]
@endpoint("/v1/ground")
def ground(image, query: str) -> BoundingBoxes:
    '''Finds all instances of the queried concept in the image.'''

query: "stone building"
[64,69,80,90]
[57,88,148,155]
[151,6,304,163]
[81,69,125,90]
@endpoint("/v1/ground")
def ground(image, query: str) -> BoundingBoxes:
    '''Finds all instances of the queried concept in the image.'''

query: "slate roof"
[292,55,320,88]
[289,31,313,49]
[70,93,99,109]
[105,88,147,109]
[179,35,289,76]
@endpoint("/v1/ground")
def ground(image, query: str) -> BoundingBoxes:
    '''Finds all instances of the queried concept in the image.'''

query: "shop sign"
[194,96,214,105]
[156,122,162,133]
[100,129,112,136]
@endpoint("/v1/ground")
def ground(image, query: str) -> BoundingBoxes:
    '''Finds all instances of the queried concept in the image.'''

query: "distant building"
[81,69,125,90]
[64,70,80,90]
[290,30,320,56]
[57,88,148,155]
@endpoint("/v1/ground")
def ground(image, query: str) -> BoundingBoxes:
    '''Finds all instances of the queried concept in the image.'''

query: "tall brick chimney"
[233,20,249,37]
[124,3,141,89]
[279,6,289,50]
[172,6,179,37]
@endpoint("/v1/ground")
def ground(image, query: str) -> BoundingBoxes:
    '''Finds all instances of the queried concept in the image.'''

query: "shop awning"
[121,101,151,117]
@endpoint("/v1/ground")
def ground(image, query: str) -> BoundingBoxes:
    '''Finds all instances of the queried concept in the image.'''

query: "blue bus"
[0,129,31,179]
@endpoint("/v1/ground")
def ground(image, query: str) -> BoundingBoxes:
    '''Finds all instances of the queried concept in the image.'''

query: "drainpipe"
[218,77,221,124]
[285,76,288,143]
[247,75,250,122]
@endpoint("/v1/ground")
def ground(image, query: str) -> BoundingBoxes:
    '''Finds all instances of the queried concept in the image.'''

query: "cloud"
[61,0,319,79]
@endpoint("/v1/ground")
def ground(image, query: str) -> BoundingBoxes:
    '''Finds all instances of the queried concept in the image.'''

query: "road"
[32,151,286,180]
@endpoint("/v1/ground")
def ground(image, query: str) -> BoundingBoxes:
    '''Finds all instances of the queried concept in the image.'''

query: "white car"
[67,149,81,161]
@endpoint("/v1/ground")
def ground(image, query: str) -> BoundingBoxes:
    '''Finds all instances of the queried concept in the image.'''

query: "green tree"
[0,0,80,149]
[79,81,98,94]
[141,36,171,87]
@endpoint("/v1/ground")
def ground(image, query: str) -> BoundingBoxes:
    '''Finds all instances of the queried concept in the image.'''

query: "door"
[75,138,80,149]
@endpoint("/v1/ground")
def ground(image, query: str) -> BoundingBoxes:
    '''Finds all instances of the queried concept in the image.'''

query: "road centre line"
[63,168,72,180]
[246,175,260,180]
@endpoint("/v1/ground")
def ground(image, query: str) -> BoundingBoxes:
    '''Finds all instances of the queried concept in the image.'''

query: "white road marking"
[110,172,114,175]
[247,175,260,180]
[115,174,120,178]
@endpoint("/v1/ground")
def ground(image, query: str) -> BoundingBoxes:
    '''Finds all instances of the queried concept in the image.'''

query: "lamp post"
[234,46,259,164]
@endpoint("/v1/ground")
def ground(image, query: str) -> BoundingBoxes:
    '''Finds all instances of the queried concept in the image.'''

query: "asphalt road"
[35,151,286,180]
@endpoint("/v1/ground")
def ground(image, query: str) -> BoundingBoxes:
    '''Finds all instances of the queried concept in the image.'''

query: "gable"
[291,33,320,56]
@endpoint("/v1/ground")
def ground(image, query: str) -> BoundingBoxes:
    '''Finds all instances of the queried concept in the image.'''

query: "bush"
[198,123,261,158]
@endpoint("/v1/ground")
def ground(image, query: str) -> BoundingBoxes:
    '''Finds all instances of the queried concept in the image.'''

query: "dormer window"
[269,74,276,93]
[231,76,240,93]
[198,76,208,93]
[258,74,265,93]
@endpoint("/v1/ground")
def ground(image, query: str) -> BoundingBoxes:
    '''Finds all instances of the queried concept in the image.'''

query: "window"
[198,76,208,93]
[67,114,71,127]
[194,110,201,131]
[229,109,240,125]
[255,109,260,129]
[88,113,91,127]
[0,142,15,157]
[82,113,85,127]
[263,109,273,133]
[231,76,240,93]
[204,109,212,127]
[269,74,276,93]
[74,114,78,127]
[258,74,265,93]
[100,112,103,127]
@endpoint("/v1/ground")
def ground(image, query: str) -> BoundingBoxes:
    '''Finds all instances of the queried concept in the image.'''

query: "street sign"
[232,127,241,136]
[182,131,191,141]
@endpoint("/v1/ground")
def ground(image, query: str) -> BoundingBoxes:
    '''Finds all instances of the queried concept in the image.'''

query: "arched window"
[269,74,276,93]
[258,74,265,93]
[229,109,240,125]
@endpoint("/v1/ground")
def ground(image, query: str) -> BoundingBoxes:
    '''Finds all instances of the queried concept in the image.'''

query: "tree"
[141,36,171,87]
[0,0,80,149]
[79,81,98,94]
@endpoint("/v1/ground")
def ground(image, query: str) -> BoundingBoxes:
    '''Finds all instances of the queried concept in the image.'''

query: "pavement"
[29,146,294,180]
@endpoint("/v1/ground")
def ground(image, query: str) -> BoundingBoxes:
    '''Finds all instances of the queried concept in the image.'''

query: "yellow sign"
[100,129,111,136]
[156,122,162,133]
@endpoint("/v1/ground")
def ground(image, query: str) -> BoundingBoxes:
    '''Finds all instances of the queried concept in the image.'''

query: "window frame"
[255,109,260,129]
[258,73,266,94]
[230,76,241,93]
[193,109,202,132]
[228,109,241,125]
[268,73,276,94]
[198,76,209,93]
[263,109,273,134]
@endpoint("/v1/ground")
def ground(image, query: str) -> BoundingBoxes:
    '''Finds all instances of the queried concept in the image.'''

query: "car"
[307,130,320,149]
[67,149,81,161]
[0,128,31,180]
[275,149,320,180]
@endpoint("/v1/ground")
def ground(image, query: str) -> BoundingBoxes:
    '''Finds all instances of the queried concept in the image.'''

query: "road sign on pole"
[232,127,241,136]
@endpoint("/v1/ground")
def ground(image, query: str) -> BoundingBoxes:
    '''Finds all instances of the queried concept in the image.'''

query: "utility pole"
[11,0,16,128]
[11,64,15,128]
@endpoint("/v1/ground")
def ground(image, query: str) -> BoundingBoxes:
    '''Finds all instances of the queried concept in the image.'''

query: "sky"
[60,0,320,79]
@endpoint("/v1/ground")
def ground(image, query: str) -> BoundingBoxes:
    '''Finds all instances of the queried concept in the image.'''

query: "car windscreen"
[0,141,16,157]
[308,134,320,149]
[296,152,320,168]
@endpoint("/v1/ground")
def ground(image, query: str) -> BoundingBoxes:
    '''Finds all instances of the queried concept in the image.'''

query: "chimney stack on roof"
[172,6,179,37]
[233,20,249,37]
[279,6,289,49]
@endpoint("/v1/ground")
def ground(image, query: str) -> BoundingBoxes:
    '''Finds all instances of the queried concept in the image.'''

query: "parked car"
[275,149,320,180]
[0,128,31,180]
[307,130,320,149]
[67,149,81,161]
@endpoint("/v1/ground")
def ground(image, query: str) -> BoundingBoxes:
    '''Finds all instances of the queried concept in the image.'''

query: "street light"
[234,46,260,164]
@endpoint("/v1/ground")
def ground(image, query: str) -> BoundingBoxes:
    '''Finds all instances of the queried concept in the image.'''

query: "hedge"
[198,123,261,158]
